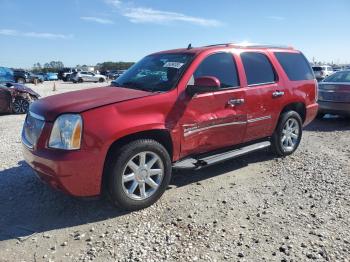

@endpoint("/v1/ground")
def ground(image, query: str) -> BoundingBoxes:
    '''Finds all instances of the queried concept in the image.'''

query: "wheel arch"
[101,129,174,192]
[279,102,306,123]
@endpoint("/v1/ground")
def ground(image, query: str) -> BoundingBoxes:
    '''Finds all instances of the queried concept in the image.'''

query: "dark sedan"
[317,70,350,118]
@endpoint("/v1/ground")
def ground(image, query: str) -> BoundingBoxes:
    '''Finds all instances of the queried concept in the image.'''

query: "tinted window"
[323,71,350,83]
[194,53,239,88]
[275,52,314,81]
[312,67,322,71]
[241,52,276,85]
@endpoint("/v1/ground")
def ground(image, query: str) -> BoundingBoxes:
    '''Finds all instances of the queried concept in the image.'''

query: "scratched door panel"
[179,92,219,157]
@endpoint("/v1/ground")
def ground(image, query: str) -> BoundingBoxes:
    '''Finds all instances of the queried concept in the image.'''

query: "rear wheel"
[99,78,105,83]
[78,78,83,83]
[107,139,172,210]
[12,97,29,114]
[271,111,302,157]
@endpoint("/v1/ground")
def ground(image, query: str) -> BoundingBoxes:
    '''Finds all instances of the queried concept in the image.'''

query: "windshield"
[312,67,322,71]
[323,71,350,83]
[0,67,14,83]
[112,53,194,92]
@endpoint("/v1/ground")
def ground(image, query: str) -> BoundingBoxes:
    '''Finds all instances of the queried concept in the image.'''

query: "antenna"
[187,43,192,50]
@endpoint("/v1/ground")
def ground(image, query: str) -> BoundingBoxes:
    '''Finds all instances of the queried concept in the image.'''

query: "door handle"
[272,91,285,98]
[227,98,245,107]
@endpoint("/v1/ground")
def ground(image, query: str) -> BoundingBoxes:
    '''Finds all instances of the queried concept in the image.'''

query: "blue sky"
[0,0,349,68]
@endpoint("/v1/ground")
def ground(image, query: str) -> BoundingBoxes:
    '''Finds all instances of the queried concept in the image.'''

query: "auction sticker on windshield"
[163,62,184,69]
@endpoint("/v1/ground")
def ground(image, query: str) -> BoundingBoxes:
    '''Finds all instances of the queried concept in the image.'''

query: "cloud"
[105,1,222,27]
[80,16,114,24]
[0,29,72,39]
[0,29,18,36]
[265,16,285,21]
[104,0,121,8]
[123,7,222,27]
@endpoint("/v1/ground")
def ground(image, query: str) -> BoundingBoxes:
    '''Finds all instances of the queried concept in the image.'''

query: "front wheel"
[107,139,172,210]
[271,111,302,157]
[99,78,105,83]
[12,97,29,114]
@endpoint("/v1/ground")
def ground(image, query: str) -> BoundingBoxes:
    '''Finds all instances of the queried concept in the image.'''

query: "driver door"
[179,52,247,158]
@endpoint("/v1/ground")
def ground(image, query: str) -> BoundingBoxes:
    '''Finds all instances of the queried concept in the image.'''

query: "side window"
[274,52,314,81]
[241,52,276,86]
[193,53,239,88]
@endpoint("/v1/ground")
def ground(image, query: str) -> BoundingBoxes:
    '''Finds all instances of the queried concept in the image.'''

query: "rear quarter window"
[274,52,314,81]
[241,52,277,86]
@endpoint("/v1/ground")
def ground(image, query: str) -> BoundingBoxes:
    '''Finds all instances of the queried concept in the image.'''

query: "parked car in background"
[13,70,43,84]
[333,66,345,72]
[13,70,29,84]
[22,43,318,210]
[28,72,44,83]
[105,70,127,80]
[72,71,107,83]
[44,72,58,81]
[312,66,334,81]
[0,67,40,114]
[58,68,81,81]
[317,70,350,118]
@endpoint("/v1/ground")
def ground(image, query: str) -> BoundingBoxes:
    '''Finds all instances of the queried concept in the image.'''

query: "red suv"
[22,44,318,210]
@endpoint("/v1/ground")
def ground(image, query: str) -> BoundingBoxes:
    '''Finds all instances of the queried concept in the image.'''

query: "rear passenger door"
[240,52,284,142]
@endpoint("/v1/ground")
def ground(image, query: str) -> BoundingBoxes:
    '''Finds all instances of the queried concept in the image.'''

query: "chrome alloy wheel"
[121,151,164,200]
[281,118,300,152]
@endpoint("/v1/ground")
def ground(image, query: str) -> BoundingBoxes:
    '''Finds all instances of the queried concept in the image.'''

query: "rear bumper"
[304,103,319,126]
[318,100,350,116]
[22,144,103,197]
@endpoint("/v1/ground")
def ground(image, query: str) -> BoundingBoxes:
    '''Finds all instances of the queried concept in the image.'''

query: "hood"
[30,86,153,121]
[5,82,40,97]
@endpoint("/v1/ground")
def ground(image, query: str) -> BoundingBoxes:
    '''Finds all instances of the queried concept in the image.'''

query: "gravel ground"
[0,81,349,261]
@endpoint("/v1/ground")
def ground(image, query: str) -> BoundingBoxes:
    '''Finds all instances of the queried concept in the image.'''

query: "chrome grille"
[22,112,45,149]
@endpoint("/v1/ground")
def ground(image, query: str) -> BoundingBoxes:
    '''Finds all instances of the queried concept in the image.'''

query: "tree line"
[31,61,134,73]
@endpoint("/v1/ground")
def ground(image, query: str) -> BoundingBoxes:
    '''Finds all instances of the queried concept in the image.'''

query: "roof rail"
[204,43,293,49]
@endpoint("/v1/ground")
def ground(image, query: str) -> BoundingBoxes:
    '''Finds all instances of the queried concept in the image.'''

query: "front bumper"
[22,139,103,197]
[318,100,350,116]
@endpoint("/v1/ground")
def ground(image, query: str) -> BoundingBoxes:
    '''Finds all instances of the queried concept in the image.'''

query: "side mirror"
[187,76,221,96]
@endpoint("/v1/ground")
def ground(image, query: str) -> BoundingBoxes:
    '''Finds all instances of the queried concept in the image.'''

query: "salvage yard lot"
[0,82,349,261]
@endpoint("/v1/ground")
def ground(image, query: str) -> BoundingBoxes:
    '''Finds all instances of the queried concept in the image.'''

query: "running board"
[173,141,271,169]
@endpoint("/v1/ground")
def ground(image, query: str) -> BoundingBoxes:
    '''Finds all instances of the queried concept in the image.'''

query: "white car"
[312,65,334,81]
[72,71,107,83]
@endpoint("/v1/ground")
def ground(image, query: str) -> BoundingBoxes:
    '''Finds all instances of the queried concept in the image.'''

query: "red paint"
[23,45,318,197]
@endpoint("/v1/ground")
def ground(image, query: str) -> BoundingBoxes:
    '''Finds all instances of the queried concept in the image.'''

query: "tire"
[12,97,30,114]
[271,111,303,157]
[78,78,83,83]
[99,78,105,83]
[16,77,25,84]
[107,139,172,210]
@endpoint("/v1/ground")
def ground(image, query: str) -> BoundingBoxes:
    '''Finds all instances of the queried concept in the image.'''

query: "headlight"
[49,114,82,150]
